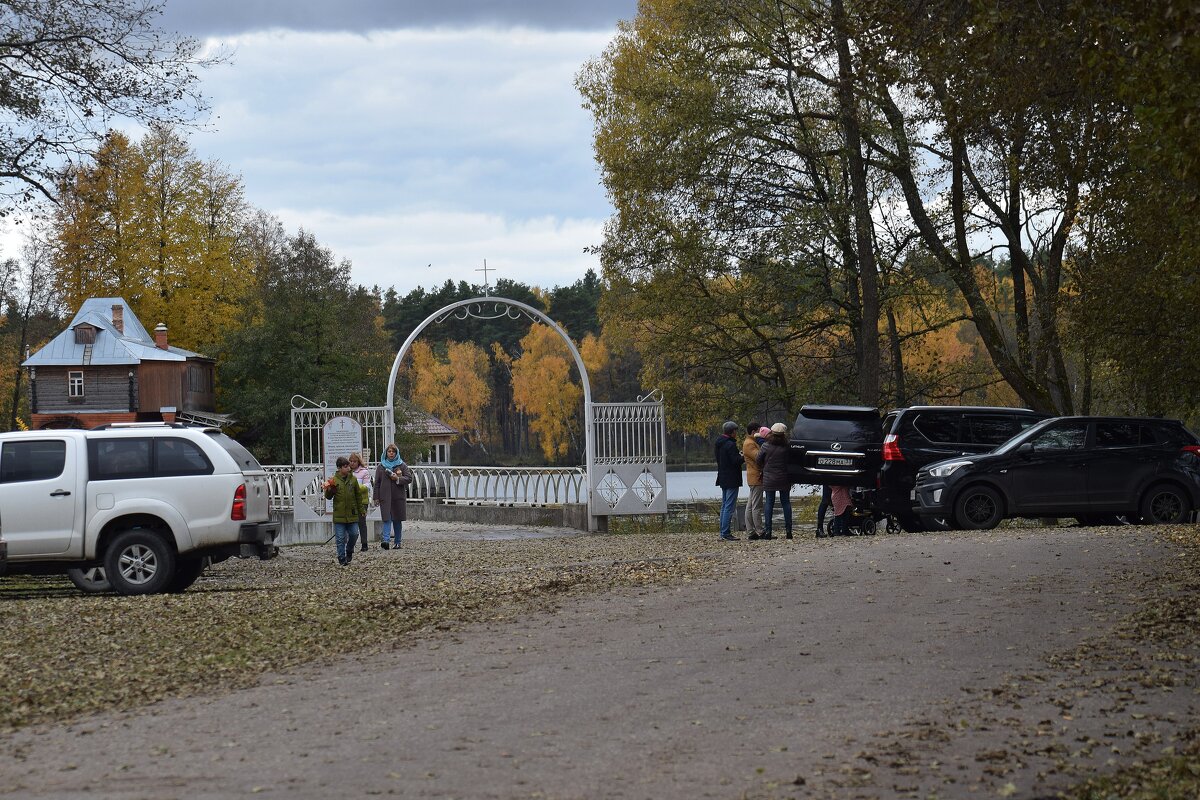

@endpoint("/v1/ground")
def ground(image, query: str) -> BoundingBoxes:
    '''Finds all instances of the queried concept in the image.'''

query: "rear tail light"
[1182,445,1200,457]
[231,484,247,521]
[883,434,904,461]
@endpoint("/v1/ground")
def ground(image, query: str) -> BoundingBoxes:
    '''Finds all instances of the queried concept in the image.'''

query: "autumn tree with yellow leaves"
[407,340,493,447]
[510,324,585,462]
[50,127,251,355]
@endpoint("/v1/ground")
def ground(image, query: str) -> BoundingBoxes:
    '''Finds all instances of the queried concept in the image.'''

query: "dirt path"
[1,527,1195,799]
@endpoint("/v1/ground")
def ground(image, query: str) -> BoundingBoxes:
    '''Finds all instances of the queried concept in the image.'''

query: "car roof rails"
[90,421,207,431]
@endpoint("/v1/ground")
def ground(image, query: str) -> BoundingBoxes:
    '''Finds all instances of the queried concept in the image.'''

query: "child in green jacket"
[324,456,369,566]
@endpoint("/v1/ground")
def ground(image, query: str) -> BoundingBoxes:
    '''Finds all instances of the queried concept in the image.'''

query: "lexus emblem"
[831,442,843,451]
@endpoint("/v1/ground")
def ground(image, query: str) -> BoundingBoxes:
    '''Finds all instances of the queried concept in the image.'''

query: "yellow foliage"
[407,340,492,445]
[511,324,582,461]
[580,332,609,379]
[51,128,252,355]
[886,272,1020,406]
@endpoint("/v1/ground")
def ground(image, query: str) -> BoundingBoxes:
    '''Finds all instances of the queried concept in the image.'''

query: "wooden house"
[404,409,457,465]
[23,298,217,430]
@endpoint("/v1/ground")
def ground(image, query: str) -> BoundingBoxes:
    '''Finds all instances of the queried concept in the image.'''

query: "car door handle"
[50,489,71,497]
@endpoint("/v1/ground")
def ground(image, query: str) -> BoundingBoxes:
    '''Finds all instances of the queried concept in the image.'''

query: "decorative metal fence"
[264,465,302,512]
[587,397,668,515]
[291,400,390,467]
[264,464,585,512]
[411,465,586,506]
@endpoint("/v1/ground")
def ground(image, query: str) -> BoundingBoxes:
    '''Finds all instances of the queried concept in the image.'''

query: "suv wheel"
[954,485,1004,530]
[67,567,112,594]
[1140,484,1191,525]
[104,529,176,596]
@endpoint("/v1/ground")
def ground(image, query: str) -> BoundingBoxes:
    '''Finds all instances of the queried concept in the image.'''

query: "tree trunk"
[886,308,906,406]
[874,87,1059,413]
[832,0,880,406]
[1005,138,1033,373]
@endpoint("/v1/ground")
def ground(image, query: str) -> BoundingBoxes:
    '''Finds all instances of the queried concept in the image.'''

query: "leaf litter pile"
[0,532,754,731]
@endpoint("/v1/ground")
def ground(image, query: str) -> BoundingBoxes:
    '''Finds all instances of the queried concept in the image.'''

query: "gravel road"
[1,525,1196,799]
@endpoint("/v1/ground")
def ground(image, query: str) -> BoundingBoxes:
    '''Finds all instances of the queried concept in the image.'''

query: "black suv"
[787,405,884,487]
[879,406,1047,530]
[913,416,1200,529]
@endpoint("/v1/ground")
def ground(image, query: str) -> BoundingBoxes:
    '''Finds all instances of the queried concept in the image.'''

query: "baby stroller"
[826,487,882,536]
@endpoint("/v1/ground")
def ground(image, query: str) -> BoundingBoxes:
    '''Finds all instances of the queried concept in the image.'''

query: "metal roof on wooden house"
[23,298,205,367]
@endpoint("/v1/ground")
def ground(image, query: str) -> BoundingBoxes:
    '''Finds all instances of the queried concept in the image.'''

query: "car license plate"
[817,456,854,467]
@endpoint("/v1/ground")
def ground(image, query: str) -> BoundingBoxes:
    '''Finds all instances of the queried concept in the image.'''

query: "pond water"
[665,471,820,501]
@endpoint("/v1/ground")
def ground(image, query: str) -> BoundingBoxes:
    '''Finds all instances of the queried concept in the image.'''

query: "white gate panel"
[290,397,389,469]
[290,397,389,521]
[588,400,667,516]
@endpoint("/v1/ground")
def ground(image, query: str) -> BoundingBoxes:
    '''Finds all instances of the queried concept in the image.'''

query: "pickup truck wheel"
[104,529,176,596]
[166,557,205,593]
[67,567,112,594]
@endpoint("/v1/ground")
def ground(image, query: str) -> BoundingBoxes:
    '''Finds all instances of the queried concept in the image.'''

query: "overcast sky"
[128,0,637,296]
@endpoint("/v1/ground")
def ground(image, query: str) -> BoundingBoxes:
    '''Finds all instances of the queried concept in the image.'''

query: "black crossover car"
[878,406,1047,530]
[913,416,1200,529]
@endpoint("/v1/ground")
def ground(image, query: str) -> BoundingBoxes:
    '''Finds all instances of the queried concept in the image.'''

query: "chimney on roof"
[154,322,169,350]
[112,304,124,334]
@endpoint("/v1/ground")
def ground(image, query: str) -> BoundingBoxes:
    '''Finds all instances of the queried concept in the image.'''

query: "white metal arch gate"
[384,296,666,531]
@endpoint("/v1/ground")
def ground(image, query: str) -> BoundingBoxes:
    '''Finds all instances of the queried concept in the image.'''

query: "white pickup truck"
[0,423,278,595]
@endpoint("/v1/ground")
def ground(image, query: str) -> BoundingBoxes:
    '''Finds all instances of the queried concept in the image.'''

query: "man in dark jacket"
[714,420,744,541]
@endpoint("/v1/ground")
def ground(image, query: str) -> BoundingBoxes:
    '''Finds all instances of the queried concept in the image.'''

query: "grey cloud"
[159,0,637,36]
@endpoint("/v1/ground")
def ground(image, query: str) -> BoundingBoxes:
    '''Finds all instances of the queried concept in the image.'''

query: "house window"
[68,371,84,399]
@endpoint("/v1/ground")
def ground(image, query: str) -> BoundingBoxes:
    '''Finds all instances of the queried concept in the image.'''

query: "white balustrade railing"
[263,465,299,512]
[263,464,586,512]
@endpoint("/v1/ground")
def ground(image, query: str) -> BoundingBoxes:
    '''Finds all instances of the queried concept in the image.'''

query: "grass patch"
[1063,738,1200,799]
